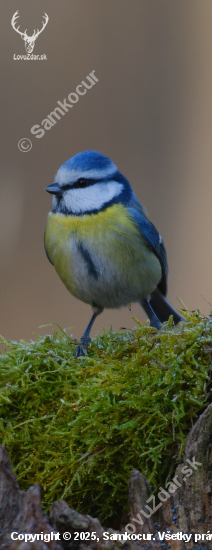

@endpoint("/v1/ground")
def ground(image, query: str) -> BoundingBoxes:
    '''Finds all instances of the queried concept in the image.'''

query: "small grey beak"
[45,182,61,195]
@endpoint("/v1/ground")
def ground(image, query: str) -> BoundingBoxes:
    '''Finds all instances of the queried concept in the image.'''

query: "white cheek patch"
[64,181,123,213]
[56,163,117,186]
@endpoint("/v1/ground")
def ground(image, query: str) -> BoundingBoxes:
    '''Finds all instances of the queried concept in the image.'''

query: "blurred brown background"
[1,0,212,342]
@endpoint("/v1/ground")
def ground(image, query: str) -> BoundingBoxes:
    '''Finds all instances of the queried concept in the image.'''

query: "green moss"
[0,311,212,524]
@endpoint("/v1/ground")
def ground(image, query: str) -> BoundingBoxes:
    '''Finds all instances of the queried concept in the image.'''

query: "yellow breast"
[44,203,161,307]
[44,203,144,265]
[45,203,138,239]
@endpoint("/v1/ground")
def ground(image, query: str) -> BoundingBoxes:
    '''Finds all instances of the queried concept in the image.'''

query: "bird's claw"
[75,336,91,358]
[76,345,86,357]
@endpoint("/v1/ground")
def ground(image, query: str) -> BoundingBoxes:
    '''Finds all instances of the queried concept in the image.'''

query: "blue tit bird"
[44,150,183,357]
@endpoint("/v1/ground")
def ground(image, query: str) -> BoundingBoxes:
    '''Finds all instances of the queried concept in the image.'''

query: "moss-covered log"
[1,402,212,550]
[1,313,212,548]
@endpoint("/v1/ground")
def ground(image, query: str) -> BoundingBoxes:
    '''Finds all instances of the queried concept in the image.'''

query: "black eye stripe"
[61,178,93,191]
[61,173,122,193]
[60,172,120,192]
[72,178,91,189]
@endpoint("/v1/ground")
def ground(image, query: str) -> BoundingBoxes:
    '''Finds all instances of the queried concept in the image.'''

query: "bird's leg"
[76,306,103,357]
[140,299,161,330]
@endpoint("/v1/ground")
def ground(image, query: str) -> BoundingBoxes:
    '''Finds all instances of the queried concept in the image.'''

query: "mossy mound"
[0,311,212,524]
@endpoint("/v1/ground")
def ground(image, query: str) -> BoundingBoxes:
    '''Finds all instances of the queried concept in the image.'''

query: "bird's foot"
[75,336,91,358]
[76,345,86,357]
[150,315,161,330]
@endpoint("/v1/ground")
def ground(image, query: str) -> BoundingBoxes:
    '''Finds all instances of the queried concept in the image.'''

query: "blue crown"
[62,151,116,173]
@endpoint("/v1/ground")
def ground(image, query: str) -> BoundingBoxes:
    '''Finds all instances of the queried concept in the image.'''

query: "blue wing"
[127,203,168,296]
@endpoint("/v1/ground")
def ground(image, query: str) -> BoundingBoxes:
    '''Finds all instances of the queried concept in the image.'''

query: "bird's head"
[45,150,132,215]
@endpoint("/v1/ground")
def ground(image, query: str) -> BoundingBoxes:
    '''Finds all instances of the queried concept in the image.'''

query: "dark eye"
[73,178,90,189]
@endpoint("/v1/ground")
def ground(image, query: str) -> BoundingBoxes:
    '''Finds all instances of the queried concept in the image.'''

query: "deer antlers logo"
[11,11,49,53]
